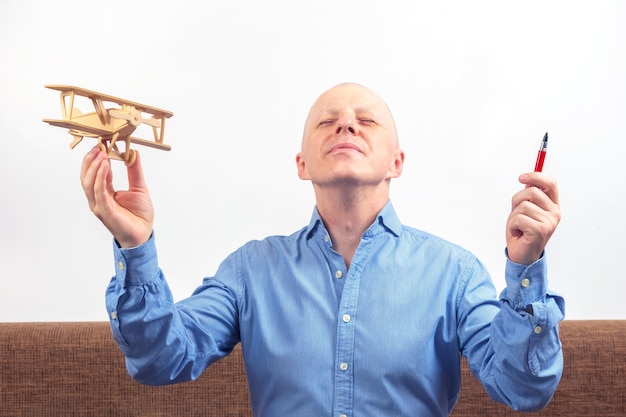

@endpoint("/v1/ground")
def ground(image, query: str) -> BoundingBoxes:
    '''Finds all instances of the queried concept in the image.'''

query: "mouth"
[327,142,364,154]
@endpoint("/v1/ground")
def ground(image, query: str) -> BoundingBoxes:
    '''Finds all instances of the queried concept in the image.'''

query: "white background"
[1,1,624,321]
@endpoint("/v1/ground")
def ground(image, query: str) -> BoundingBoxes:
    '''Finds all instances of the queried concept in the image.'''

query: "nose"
[335,115,356,135]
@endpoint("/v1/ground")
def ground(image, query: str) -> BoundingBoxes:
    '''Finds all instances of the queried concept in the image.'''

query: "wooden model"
[43,85,173,166]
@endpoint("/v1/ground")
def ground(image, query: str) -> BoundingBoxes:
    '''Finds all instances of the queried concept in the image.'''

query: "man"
[80,82,564,416]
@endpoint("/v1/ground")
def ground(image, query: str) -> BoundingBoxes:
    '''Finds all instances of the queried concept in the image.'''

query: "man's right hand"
[80,146,154,248]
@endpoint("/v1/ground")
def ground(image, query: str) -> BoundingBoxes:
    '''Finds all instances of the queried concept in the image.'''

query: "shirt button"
[534,325,543,334]
[324,234,329,243]
[339,362,349,371]
[117,261,125,271]
[335,270,343,279]
[342,314,351,323]
[339,414,348,417]
[521,278,530,287]
[110,311,117,320]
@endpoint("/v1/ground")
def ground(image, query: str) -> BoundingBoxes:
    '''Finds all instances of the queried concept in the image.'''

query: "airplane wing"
[42,119,112,137]
[129,136,171,151]
[44,85,174,118]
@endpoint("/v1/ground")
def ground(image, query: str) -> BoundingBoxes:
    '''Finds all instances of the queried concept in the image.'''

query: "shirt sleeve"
[459,251,565,412]
[105,234,241,386]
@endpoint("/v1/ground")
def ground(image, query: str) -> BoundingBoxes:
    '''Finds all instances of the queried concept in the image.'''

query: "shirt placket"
[332,232,374,417]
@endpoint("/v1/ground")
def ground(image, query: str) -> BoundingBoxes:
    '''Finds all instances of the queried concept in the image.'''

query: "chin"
[315,172,377,188]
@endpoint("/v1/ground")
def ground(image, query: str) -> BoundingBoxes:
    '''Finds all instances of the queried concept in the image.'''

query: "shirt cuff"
[112,233,160,286]
[502,248,548,309]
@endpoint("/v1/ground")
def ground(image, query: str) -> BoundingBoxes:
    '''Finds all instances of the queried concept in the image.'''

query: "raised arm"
[80,146,240,384]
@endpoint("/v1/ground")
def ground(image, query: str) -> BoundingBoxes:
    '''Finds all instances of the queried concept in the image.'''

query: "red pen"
[534,132,548,172]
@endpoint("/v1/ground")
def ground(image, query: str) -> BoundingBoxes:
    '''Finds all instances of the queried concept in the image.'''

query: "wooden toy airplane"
[43,85,173,166]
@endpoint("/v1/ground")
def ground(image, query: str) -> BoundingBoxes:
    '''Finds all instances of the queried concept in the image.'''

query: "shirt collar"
[305,200,403,240]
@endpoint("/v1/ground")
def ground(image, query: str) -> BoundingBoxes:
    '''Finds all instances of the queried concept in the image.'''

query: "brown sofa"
[1,321,624,416]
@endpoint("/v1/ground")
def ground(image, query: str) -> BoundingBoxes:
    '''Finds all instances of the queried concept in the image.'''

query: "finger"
[511,186,553,212]
[81,147,107,209]
[507,211,535,240]
[509,187,561,240]
[508,207,557,246]
[506,213,547,264]
[105,158,115,195]
[507,198,556,237]
[510,200,554,230]
[80,146,101,182]
[92,156,115,219]
[518,172,559,205]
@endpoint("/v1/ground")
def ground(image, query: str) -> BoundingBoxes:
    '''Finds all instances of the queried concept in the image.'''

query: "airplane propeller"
[109,107,161,128]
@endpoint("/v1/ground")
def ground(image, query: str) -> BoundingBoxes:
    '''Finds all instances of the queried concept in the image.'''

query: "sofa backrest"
[1,321,625,416]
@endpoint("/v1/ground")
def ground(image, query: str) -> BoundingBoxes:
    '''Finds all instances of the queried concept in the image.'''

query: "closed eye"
[317,119,335,127]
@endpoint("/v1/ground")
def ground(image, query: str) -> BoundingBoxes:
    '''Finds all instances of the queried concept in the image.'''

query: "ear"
[386,149,405,179]
[296,152,310,180]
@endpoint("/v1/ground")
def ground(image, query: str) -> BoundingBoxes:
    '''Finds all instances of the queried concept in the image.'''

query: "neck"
[314,185,389,268]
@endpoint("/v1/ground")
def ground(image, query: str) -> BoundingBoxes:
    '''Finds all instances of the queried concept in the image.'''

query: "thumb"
[127,151,149,192]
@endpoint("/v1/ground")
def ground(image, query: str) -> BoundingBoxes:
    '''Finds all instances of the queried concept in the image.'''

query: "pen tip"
[544,132,548,141]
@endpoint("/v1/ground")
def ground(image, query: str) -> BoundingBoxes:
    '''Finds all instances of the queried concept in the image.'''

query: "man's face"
[297,83,404,188]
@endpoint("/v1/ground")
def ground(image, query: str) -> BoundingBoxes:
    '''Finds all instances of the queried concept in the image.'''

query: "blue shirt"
[106,201,565,417]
